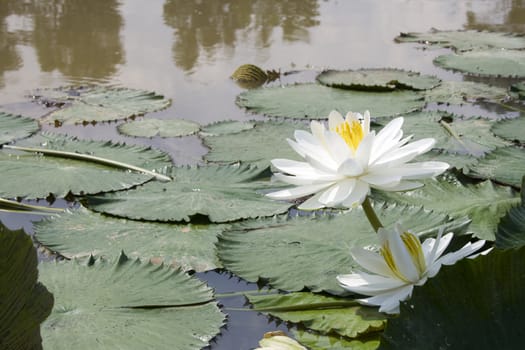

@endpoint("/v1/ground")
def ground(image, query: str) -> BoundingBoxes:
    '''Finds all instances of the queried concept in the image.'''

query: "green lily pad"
[379,247,525,350]
[87,164,292,223]
[34,207,226,272]
[293,330,380,350]
[117,118,201,138]
[466,146,525,188]
[248,292,385,338]
[236,83,425,119]
[375,174,520,240]
[39,253,225,349]
[424,80,509,105]
[496,177,525,249]
[217,205,468,294]
[396,111,509,157]
[510,82,525,99]
[0,223,54,350]
[35,86,171,125]
[491,116,525,143]
[0,112,39,145]
[200,120,256,136]
[395,30,525,51]
[203,120,304,167]
[434,49,525,78]
[317,69,441,91]
[0,133,172,199]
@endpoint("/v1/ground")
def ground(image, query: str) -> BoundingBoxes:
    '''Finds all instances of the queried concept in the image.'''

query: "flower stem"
[362,197,383,232]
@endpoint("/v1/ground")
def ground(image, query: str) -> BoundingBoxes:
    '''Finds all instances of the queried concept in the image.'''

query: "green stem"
[361,197,383,232]
[3,145,172,182]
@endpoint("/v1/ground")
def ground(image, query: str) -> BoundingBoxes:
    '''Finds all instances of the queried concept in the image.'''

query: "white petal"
[370,118,404,162]
[358,284,414,314]
[337,158,364,177]
[435,239,486,267]
[355,132,374,167]
[371,180,423,192]
[328,110,344,131]
[381,227,420,282]
[429,232,454,264]
[271,159,317,175]
[319,179,356,206]
[351,247,397,278]
[378,162,449,180]
[323,130,352,164]
[297,190,326,210]
[341,180,370,207]
[272,172,340,186]
[337,271,406,296]
[266,182,334,200]
[363,111,371,134]
[359,173,402,187]
[310,120,326,140]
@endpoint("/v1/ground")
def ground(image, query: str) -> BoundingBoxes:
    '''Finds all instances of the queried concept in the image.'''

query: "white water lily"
[254,332,307,350]
[336,223,489,314]
[267,110,449,210]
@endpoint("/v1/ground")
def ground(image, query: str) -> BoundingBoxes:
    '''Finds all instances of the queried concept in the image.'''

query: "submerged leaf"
[87,164,292,223]
[118,118,201,138]
[218,205,466,294]
[434,49,525,78]
[40,253,225,349]
[35,86,170,125]
[200,120,256,136]
[248,292,385,338]
[236,83,425,119]
[0,112,39,145]
[395,30,525,51]
[35,207,225,272]
[379,248,525,349]
[0,223,53,350]
[317,69,440,91]
[496,177,525,249]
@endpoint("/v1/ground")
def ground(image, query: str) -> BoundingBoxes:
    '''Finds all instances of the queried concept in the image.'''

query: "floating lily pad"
[510,82,525,99]
[317,69,441,91]
[379,247,525,349]
[466,146,525,188]
[87,164,292,223]
[217,205,468,294]
[375,175,520,240]
[203,120,304,167]
[35,207,226,272]
[248,292,385,338]
[395,111,509,157]
[496,177,525,249]
[424,80,509,105]
[35,86,170,125]
[395,30,525,51]
[0,223,53,350]
[491,116,525,144]
[200,120,256,136]
[236,84,425,119]
[293,330,380,350]
[0,133,172,199]
[39,253,225,349]
[118,118,201,138]
[434,49,525,78]
[0,112,39,145]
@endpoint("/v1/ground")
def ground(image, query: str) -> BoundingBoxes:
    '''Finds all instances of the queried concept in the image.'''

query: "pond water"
[1,0,524,349]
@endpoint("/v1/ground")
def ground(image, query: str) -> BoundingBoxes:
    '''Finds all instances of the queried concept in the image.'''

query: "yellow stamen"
[381,244,410,282]
[335,120,364,151]
[401,232,427,276]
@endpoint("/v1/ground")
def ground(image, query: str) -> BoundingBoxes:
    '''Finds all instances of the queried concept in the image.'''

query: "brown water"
[1,0,524,349]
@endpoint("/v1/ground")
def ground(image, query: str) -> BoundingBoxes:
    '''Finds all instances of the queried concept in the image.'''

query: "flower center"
[335,120,364,151]
[381,232,427,282]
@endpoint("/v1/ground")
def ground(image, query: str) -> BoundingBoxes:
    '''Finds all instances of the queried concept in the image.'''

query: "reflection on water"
[465,0,525,32]
[0,2,24,88]
[163,0,320,72]
[30,0,123,80]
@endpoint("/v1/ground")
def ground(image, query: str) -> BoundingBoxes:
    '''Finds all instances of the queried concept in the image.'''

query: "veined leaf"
[87,164,292,223]
[317,69,440,91]
[117,118,200,138]
[200,120,255,136]
[248,292,385,338]
[491,115,525,144]
[0,112,39,145]
[35,86,171,125]
[35,207,226,272]
[466,146,525,188]
[217,205,468,294]
[236,83,425,119]
[424,80,509,105]
[39,253,225,350]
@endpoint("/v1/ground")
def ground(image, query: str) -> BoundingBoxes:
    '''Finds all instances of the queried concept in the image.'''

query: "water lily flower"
[336,223,489,314]
[267,110,449,210]
[254,331,307,350]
